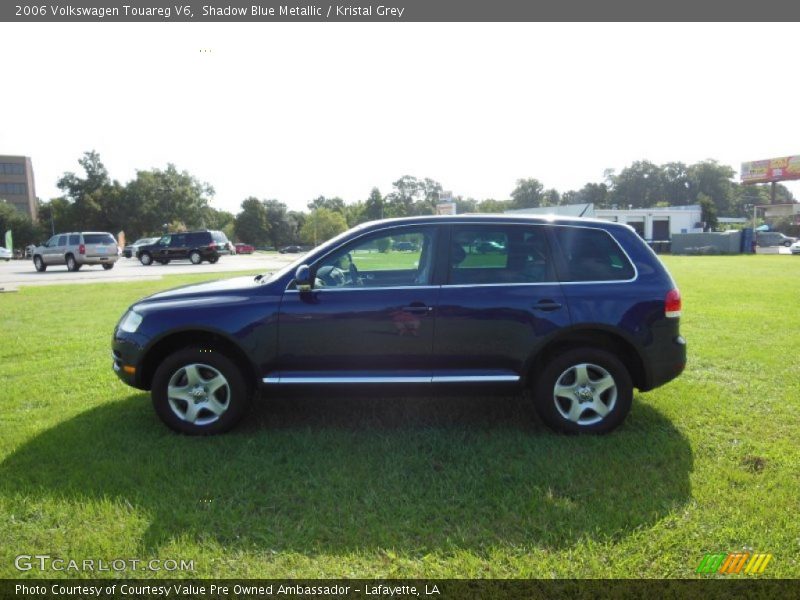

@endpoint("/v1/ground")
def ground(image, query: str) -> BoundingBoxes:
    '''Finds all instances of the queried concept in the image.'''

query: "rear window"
[211,231,229,243]
[553,227,635,282]
[68,234,80,245]
[83,233,116,245]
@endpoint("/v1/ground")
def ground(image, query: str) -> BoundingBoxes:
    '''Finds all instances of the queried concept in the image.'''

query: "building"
[594,205,702,240]
[0,155,38,221]
[506,203,703,240]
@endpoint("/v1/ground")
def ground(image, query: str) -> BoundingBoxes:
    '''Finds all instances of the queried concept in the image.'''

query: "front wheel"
[785,240,793,247]
[533,348,632,434]
[33,256,46,272]
[151,348,251,435]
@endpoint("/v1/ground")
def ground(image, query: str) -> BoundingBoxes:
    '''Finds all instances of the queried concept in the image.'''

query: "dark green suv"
[136,230,230,265]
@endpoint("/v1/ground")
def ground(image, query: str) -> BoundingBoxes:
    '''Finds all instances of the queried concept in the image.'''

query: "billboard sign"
[741,155,800,184]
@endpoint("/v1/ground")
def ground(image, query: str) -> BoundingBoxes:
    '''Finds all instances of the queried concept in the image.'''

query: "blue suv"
[112,215,686,435]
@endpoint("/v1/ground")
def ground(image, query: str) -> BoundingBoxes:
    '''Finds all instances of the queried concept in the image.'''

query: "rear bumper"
[80,255,119,265]
[639,324,686,391]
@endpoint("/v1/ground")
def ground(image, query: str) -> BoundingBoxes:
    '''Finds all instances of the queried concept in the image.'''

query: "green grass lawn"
[0,256,798,579]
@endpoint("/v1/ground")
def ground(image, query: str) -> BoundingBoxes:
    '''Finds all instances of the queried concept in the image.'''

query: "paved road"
[0,253,302,290]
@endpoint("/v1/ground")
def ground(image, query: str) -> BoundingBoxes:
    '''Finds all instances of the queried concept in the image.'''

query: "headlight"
[118,310,143,333]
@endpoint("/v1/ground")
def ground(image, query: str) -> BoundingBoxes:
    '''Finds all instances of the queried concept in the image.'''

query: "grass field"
[0,256,798,579]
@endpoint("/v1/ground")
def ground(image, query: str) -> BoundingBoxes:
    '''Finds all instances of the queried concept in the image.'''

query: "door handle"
[401,302,433,314]
[531,300,563,311]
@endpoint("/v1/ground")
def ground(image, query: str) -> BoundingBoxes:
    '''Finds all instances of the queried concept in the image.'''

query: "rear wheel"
[33,255,46,272]
[157,259,170,265]
[189,251,202,265]
[140,252,153,266]
[102,263,114,270]
[533,348,632,434]
[208,256,219,264]
[785,240,793,247]
[151,347,251,435]
[66,255,81,271]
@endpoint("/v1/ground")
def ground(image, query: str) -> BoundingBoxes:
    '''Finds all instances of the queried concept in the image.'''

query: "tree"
[0,202,42,249]
[510,178,544,209]
[262,199,294,249]
[234,197,270,246]
[477,198,510,213]
[572,182,609,207]
[363,187,385,222]
[299,208,348,245]
[125,164,215,238]
[607,161,665,209]
[687,160,735,216]
[384,176,442,217]
[698,193,718,231]
[307,196,345,214]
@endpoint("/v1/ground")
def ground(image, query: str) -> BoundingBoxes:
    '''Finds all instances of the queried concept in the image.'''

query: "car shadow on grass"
[0,392,692,556]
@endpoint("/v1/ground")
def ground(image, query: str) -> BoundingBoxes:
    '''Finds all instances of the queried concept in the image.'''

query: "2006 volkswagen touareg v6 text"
[112,215,686,435]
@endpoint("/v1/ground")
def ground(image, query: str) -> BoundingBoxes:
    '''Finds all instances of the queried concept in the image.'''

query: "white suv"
[32,232,119,272]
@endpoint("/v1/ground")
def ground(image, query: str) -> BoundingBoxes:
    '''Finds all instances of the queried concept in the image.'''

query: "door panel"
[273,225,440,379]
[275,287,439,377]
[432,224,571,377]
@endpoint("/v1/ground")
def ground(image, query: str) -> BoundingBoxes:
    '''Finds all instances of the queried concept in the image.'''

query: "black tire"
[151,347,252,435]
[189,251,202,265]
[533,348,632,435]
[102,263,114,270]
[33,255,46,272]
[208,256,219,264]
[157,259,170,265]
[140,252,153,266]
[784,240,792,247]
[66,255,81,271]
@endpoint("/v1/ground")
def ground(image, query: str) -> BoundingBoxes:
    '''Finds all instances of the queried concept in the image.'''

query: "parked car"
[392,241,418,252]
[756,231,797,247]
[136,230,230,265]
[123,237,159,258]
[790,240,800,255]
[475,240,506,253]
[235,243,255,254]
[113,215,686,436]
[32,232,119,272]
[0,246,11,261]
[279,245,304,254]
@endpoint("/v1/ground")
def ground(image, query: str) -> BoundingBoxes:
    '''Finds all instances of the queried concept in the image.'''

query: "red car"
[234,243,254,254]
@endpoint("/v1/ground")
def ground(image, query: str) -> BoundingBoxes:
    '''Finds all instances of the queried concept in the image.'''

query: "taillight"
[209,243,217,250]
[78,244,85,255]
[665,288,682,318]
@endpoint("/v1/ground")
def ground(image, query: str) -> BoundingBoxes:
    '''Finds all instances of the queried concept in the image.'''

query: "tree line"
[1,151,795,250]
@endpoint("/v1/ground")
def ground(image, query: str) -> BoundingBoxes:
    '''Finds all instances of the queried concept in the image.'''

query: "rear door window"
[171,234,188,248]
[447,225,554,285]
[68,234,80,245]
[552,227,635,282]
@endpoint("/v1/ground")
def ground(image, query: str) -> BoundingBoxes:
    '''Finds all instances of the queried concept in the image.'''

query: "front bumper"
[112,330,148,390]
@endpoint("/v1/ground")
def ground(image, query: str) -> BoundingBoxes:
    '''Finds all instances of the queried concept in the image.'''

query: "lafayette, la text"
[203,4,406,17]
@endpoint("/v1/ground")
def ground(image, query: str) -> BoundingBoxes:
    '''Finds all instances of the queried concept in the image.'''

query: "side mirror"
[295,265,313,292]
